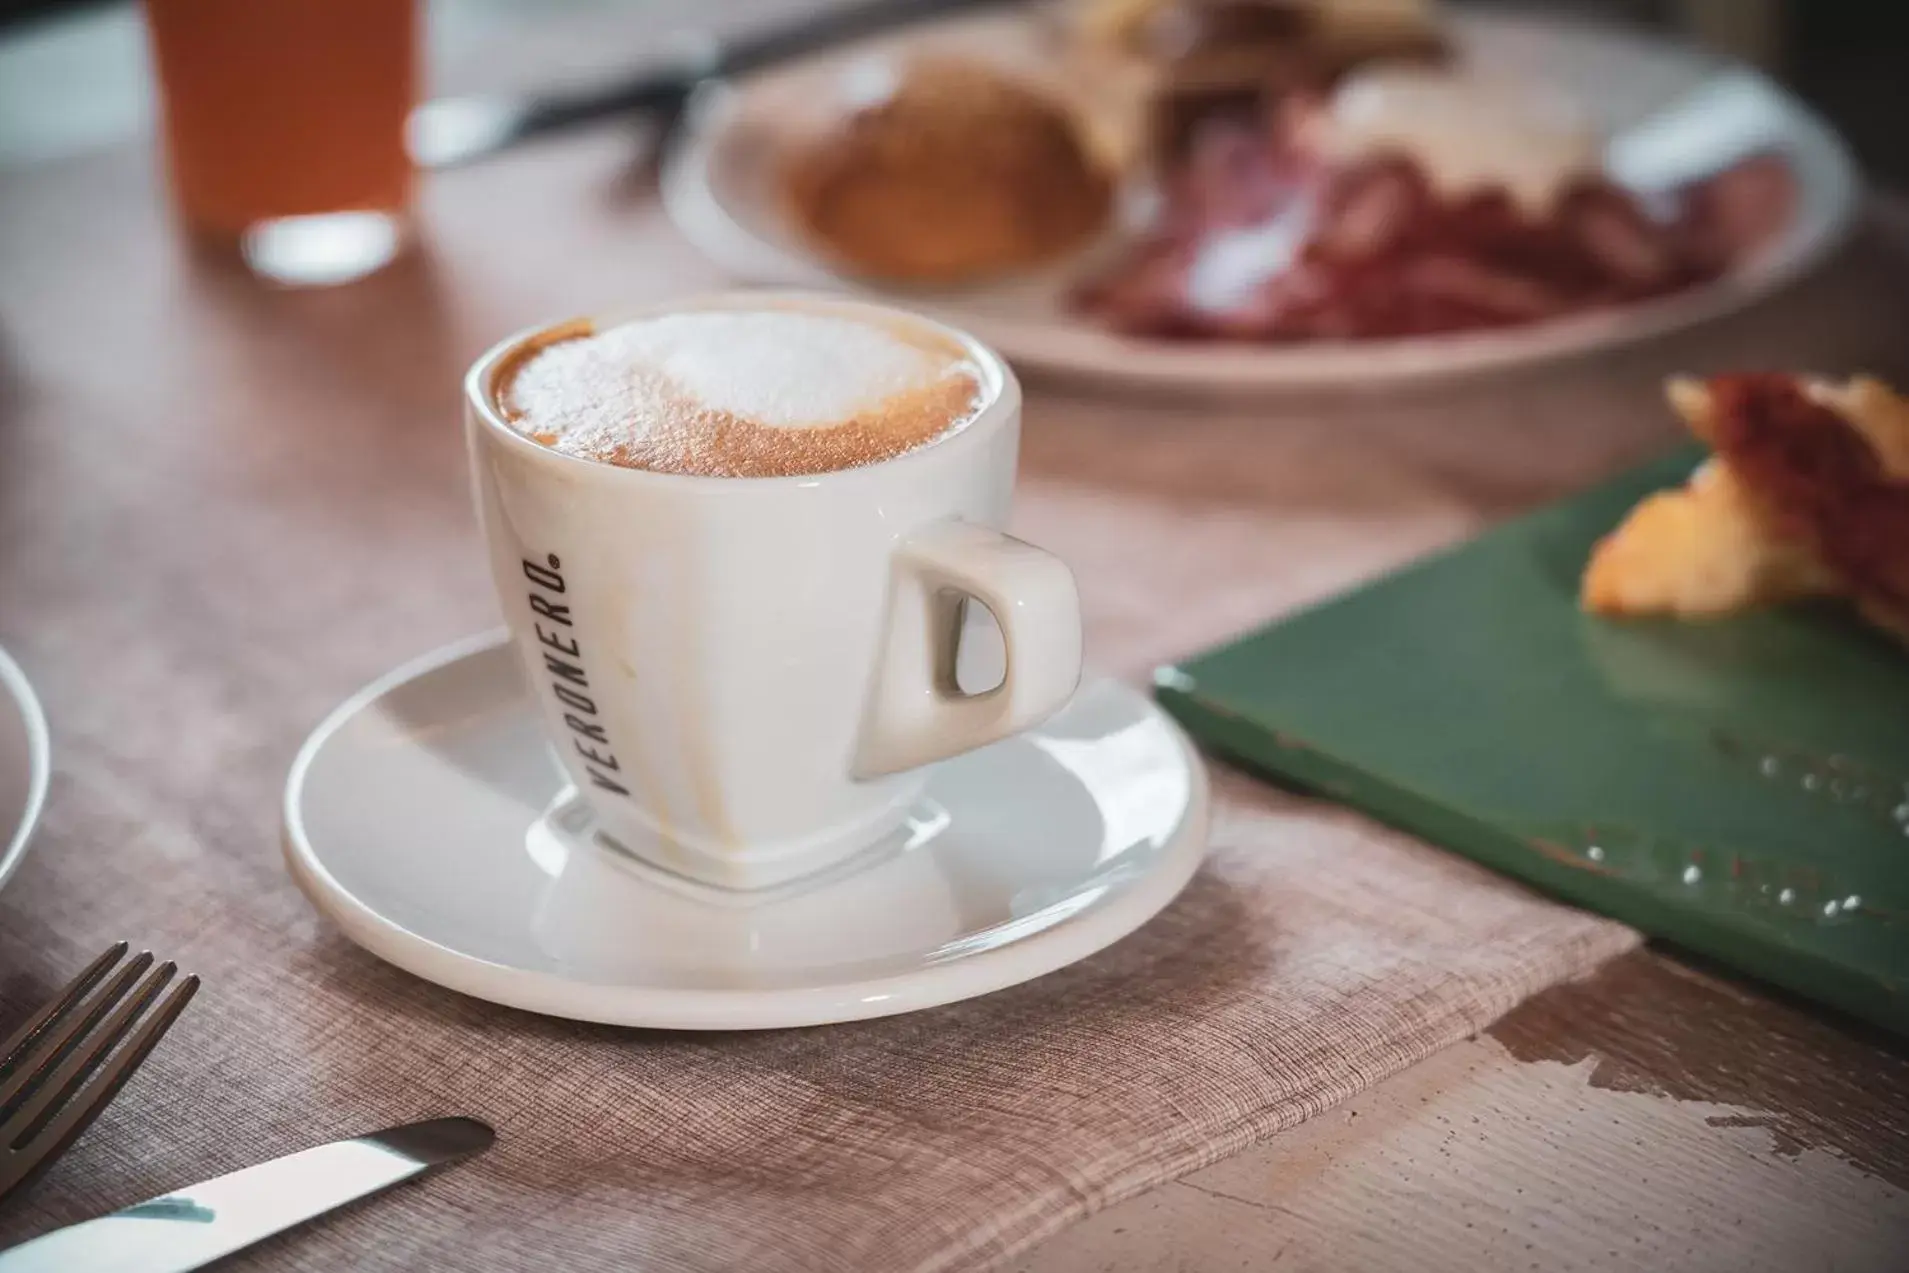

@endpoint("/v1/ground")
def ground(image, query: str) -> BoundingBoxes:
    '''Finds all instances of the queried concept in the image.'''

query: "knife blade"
[409,0,1010,167]
[0,1117,493,1273]
[1604,70,1802,195]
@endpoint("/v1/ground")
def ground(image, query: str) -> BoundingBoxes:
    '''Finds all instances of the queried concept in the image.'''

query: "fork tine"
[4,960,178,1149]
[0,943,128,1083]
[0,951,152,1119]
[3,975,197,1191]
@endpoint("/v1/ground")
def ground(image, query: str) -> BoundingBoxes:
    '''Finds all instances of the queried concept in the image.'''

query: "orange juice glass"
[143,0,419,285]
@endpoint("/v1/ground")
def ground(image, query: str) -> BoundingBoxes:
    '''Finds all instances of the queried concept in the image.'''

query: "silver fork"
[0,943,198,1200]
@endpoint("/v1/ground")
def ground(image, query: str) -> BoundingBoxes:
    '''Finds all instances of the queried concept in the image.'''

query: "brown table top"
[2,11,1908,1264]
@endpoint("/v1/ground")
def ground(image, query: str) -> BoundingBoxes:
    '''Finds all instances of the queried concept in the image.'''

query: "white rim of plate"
[282,633,1213,1030]
[0,644,50,895]
[659,11,1862,392]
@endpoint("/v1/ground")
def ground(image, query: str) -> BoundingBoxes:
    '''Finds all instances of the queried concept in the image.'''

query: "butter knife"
[0,1117,493,1273]
[409,0,1006,167]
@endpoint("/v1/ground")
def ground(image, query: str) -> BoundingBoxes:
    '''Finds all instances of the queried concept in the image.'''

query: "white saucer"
[0,644,50,896]
[283,634,1209,1030]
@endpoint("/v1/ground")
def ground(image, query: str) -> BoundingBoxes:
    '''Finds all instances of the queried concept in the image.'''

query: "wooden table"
[2,4,1907,1269]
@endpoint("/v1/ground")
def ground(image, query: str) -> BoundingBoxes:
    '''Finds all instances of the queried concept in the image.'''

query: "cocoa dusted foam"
[496,310,988,478]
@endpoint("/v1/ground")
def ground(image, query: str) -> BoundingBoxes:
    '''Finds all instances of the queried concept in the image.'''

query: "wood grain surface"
[1497,951,1909,1189]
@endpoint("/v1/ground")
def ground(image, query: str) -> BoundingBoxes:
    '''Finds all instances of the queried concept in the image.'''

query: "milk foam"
[500,310,986,478]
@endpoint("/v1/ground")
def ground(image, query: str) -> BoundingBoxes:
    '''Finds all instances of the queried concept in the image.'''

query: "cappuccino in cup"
[465,294,1082,891]
[496,309,988,478]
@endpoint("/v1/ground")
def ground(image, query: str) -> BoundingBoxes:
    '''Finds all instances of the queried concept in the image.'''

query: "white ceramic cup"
[465,293,1083,890]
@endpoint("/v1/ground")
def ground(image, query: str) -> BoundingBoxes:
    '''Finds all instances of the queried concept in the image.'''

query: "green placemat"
[1156,447,1909,1037]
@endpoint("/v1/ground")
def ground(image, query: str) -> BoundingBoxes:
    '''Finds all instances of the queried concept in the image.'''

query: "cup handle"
[853,521,1083,778]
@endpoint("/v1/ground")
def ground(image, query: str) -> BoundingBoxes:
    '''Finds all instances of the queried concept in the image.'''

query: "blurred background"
[1,0,1906,184]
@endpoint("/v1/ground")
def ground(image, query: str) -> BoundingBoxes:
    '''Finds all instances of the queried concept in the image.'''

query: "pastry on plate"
[1583,373,1909,643]
[779,58,1114,285]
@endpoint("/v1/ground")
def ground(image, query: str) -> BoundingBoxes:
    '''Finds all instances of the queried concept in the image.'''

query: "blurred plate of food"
[661,1,1859,390]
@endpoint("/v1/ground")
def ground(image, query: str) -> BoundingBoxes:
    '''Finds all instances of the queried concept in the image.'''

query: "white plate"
[282,634,1210,1030]
[0,644,49,895]
[662,10,1859,391]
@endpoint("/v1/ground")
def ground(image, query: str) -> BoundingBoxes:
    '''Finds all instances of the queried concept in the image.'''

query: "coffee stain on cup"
[668,537,740,869]
[602,556,681,869]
